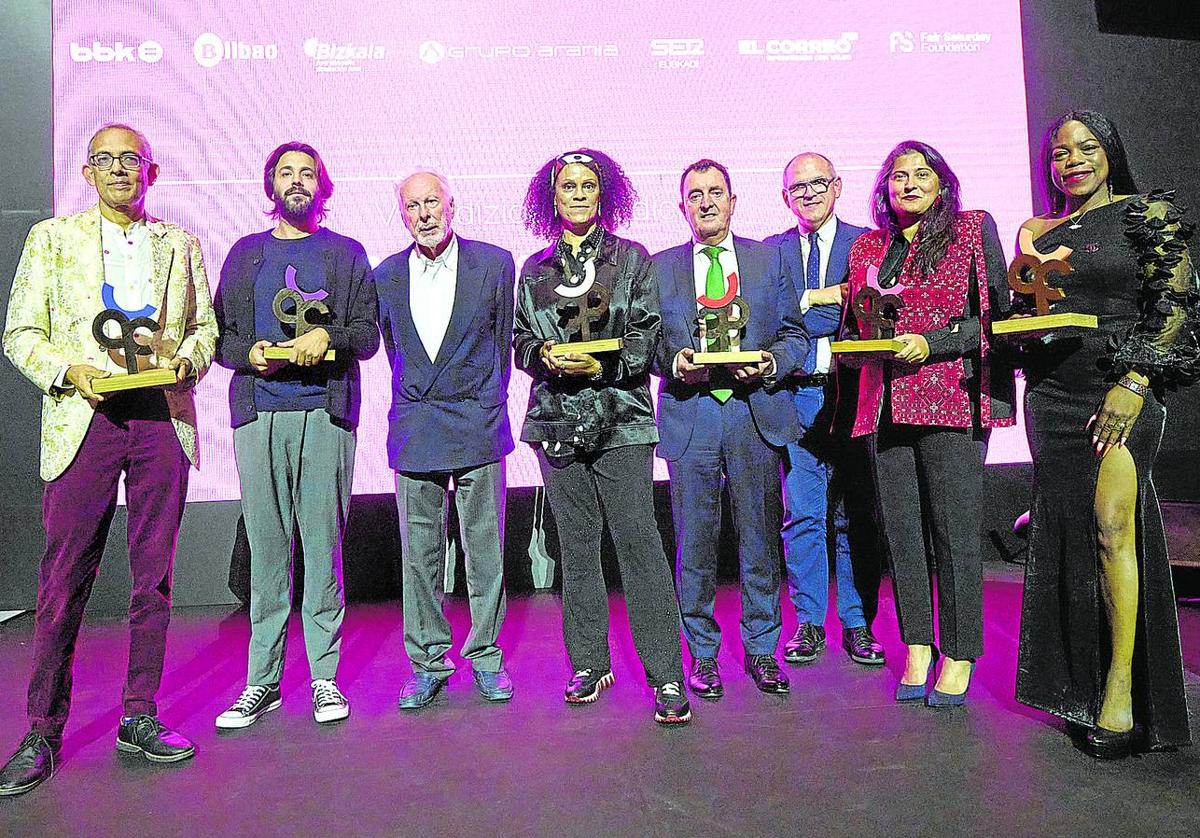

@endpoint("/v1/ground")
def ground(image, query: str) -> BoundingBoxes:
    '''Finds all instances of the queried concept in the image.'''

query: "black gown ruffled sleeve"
[1111,190,1200,386]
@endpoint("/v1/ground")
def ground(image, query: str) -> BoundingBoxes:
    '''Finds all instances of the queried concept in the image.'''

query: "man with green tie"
[652,159,810,699]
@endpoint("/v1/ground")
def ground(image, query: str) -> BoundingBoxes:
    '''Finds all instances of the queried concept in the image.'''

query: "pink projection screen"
[52,1,1033,501]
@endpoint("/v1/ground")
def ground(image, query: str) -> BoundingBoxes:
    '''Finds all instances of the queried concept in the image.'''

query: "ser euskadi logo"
[418,40,618,64]
[303,37,386,72]
[890,30,993,54]
[69,40,163,63]
[650,38,704,69]
[193,32,278,68]
[738,33,858,62]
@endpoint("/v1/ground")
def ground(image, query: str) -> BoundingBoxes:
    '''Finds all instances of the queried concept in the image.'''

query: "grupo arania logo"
[650,38,703,69]
[417,40,619,64]
[891,31,992,54]
[69,40,163,63]
[303,37,386,72]
[738,32,858,62]
[193,32,278,68]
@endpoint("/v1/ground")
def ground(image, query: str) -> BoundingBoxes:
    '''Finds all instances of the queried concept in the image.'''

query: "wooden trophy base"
[91,368,178,394]
[992,312,1098,335]
[830,339,904,356]
[693,350,763,364]
[263,347,337,362]
[548,338,623,357]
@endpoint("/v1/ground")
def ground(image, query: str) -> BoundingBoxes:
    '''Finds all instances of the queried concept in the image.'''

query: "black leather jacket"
[513,232,661,453]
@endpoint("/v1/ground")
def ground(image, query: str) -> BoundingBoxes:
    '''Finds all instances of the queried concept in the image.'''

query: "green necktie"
[702,246,733,403]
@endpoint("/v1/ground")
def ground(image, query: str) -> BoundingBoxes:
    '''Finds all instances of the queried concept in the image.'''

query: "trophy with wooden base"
[547,282,623,357]
[991,246,1097,338]
[693,272,760,364]
[831,287,905,356]
[263,267,336,362]
[89,309,177,394]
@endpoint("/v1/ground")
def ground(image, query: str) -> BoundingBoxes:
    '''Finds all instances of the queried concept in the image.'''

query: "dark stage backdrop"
[1,0,1198,611]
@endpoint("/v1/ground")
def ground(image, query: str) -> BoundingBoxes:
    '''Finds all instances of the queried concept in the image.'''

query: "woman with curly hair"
[841,140,1014,707]
[512,149,689,725]
[1006,111,1198,758]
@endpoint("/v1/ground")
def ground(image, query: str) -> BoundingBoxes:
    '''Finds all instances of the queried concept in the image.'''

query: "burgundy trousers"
[27,393,189,740]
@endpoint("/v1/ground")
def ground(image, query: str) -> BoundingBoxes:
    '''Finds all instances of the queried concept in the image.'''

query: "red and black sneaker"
[654,682,692,725]
[564,668,615,704]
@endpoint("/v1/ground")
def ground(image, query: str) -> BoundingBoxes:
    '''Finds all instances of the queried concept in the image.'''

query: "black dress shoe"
[842,627,886,666]
[115,716,196,763]
[688,657,724,700]
[0,732,57,797]
[745,654,790,694]
[783,623,826,664]
[1084,725,1137,760]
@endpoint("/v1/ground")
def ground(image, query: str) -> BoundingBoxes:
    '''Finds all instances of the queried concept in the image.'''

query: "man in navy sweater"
[212,141,378,729]
[375,171,516,708]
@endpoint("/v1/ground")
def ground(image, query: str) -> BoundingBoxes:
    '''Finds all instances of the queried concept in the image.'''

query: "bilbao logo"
[69,40,163,63]
[193,32,278,68]
[889,31,915,53]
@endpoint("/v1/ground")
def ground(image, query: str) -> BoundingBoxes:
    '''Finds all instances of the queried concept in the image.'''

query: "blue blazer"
[651,235,810,460]
[764,218,869,429]
[375,237,516,473]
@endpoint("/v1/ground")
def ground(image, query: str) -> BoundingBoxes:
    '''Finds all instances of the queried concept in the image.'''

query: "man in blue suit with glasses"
[764,152,884,670]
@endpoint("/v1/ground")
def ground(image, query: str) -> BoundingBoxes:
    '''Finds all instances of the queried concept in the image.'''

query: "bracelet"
[1118,376,1150,398]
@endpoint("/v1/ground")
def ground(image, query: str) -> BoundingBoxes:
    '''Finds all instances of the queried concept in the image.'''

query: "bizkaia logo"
[650,38,703,69]
[417,40,618,64]
[891,31,992,54]
[193,32,278,68]
[69,40,163,63]
[303,37,385,72]
[738,33,858,62]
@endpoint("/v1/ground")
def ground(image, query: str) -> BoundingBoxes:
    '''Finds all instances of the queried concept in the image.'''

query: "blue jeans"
[781,388,866,630]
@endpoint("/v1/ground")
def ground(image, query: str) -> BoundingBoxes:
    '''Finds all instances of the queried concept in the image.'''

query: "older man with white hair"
[375,170,517,709]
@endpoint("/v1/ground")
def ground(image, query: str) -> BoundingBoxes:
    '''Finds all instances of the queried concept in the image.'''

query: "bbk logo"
[70,40,163,63]
[889,31,915,53]
[193,32,278,68]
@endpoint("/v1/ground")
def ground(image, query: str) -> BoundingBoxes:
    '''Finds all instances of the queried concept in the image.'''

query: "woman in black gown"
[1009,111,1199,758]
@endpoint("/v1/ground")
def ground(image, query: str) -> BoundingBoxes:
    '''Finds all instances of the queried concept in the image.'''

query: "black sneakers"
[115,715,196,762]
[216,684,282,730]
[0,732,56,797]
[311,679,350,724]
[654,682,692,725]
[564,668,615,704]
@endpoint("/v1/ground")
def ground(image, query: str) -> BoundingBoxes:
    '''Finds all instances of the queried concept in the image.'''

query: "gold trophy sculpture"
[89,309,177,394]
[548,280,623,357]
[693,271,759,364]
[992,230,1098,336]
[263,266,336,361]
[831,286,906,356]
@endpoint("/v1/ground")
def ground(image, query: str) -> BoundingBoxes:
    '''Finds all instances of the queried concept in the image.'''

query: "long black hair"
[1039,110,1139,215]
[870,140,961,277]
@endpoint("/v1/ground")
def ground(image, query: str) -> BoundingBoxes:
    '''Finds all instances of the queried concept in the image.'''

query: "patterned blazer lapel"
[146,216,180,354]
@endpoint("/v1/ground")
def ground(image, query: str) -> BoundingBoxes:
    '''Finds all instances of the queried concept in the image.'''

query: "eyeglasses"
[787,178,835,199]
[88,152,150,171]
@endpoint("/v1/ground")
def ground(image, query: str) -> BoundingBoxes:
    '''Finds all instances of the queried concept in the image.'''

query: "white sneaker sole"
[314,705,350,724]
[564,672,615,704]
[215,698,282,730]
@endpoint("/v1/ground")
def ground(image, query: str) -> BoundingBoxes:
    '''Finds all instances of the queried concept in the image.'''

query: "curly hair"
[522,148,638,240]
[1039,110,1138,215]
[870,140,962,278]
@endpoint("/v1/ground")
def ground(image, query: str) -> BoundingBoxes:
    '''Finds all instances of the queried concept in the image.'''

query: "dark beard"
[274,192,320,225]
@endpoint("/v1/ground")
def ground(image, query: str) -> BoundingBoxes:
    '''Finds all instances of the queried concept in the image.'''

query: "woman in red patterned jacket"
[840,140,1014,707]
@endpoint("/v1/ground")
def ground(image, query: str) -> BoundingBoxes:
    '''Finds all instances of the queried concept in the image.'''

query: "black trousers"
[871,421,984,660]
[537,444,684,686]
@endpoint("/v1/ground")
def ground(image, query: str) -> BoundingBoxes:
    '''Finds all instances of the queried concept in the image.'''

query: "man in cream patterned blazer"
[0,123,217,796]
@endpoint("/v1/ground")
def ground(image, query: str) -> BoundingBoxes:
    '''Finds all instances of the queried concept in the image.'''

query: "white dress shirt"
[797,215,839,375]
[409,234,459,362]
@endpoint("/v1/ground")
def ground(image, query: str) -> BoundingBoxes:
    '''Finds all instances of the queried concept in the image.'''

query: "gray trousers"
[233,410,355,685]
[396,460,507,676]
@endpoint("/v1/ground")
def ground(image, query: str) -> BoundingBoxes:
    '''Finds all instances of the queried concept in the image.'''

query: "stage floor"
[1,565,1197,836]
